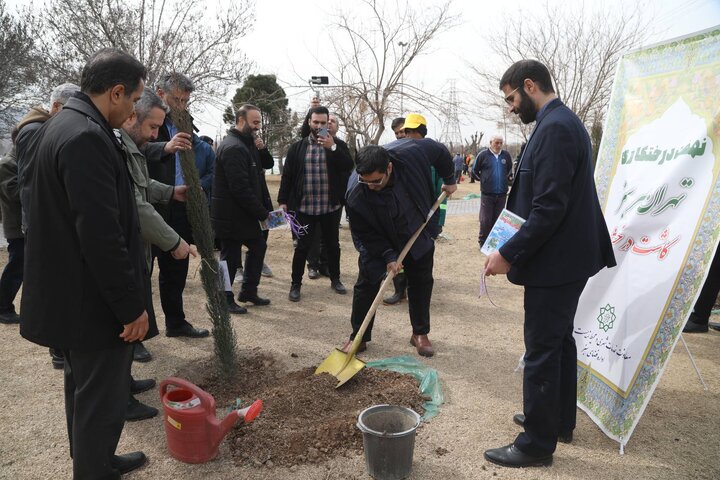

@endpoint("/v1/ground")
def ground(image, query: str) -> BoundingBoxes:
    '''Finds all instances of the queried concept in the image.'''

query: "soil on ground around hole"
[175,348,427,469]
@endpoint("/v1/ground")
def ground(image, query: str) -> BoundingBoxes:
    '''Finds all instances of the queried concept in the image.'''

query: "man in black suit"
[20,48,151,478]
[143,72,212,341]
[483,60,616,468]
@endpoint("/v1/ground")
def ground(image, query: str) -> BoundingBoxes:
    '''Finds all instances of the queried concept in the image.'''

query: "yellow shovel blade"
[315,348,367,388]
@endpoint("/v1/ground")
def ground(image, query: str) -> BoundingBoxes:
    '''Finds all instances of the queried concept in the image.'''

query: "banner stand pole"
[679,334,708,391]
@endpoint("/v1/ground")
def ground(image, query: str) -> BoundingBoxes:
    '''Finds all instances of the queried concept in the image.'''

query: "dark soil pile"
[182,349,427,468]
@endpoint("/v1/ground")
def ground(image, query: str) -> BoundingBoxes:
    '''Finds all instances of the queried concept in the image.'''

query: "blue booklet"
[480,209,525,255]
[260,208,288,231]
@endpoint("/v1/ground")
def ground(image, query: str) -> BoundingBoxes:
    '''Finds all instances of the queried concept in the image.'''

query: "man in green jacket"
[120,90,193,421]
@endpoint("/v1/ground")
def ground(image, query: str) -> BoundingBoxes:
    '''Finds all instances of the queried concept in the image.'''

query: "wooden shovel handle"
[345,192,448,356]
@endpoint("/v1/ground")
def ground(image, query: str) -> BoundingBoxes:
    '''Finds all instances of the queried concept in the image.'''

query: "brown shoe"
[341,339,367,354]
[410,334,434,357]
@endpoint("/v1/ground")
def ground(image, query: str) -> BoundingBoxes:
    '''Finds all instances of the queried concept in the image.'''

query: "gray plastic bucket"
[357,404,421,480]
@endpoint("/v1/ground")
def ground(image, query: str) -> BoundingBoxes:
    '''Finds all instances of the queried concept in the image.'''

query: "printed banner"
[573,28,720,446]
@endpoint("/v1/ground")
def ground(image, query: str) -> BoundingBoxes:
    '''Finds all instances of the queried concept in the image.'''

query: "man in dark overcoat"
[212,104,274,312]
[20,48,152,478]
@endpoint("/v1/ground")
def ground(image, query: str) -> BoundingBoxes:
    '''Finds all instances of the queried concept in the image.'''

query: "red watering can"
[159,377,262,464]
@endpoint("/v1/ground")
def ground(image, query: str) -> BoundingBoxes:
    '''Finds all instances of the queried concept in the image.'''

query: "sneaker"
[308,268,320,280]
[261,263,274,277]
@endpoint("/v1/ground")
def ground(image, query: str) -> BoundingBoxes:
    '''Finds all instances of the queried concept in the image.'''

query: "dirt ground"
[0,176,718,480]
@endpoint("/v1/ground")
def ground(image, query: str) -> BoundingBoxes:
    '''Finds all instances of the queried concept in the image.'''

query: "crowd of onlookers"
[1,48,715,478]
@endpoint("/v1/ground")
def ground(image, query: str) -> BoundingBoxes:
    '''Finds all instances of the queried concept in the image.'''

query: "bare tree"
[0,0,41,136]
[472,1,648,146]
[322,0,459,150]
[22,0,255,105]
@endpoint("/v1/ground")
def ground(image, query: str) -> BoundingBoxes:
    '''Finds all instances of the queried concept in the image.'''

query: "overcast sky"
[196,0,720,145]
[6,0,720,146]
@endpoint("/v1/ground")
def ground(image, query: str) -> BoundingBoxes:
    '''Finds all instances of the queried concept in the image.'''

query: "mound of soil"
[181,349,427,468]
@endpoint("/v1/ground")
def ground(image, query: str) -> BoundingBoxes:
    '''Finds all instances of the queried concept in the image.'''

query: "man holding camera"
[278,106,354,302]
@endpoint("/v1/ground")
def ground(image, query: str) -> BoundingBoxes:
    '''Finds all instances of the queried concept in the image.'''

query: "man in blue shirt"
[453,152,464,182]
[142,73,214,348]
[472,134,513,247]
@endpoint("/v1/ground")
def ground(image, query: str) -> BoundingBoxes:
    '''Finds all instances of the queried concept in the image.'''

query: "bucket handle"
[159,377,215,410]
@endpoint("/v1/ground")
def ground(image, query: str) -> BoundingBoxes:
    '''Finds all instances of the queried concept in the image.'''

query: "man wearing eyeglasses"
[342,139,457,357]
[140,72,214,349]
[483,60,615,468]
[472,134,513,248]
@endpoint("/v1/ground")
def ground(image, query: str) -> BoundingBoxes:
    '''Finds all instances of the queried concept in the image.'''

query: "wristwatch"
[330,144,337,152]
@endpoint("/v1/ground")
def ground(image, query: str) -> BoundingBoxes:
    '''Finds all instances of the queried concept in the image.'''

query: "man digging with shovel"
[341,140,456,357]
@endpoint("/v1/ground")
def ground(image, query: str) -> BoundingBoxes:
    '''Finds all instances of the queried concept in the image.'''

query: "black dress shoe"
[683,318,709,333]
[126,396,158,422]
[484,444,552,468]
[513,414,573,443]
[0,311,20,324]
[227,301,248,314]
[50,348,64,370]
[307,268,320,279]
[238,292,271,306]
[111,451,147,475]
[289,284,301,302]
[133,342,152,363]
[130,378,156,395]
[331,279,347,294]
[166,323,210,338]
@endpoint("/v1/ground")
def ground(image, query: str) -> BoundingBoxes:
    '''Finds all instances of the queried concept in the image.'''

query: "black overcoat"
[20,94,156,349]
[211,128,274,240]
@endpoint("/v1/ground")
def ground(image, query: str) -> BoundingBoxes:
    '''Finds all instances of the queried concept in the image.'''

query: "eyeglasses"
[172,96,191,106]
[503,86,520,105]
[358,173,387,185]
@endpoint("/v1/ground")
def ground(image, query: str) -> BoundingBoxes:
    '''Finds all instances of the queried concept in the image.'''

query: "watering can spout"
[211,399,264,449]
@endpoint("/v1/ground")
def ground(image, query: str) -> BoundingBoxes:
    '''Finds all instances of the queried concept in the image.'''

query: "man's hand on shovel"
[442,183,458,198]
[387,261,403,276]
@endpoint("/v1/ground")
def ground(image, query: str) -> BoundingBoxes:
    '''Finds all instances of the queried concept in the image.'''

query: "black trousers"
[220,232,267,296]
[152,203,193,330]
[350,246,434,342]
[291,209,342,285]
[478,193,507,245]
[307,224,329,271]
[514,278,587,457]
[63,343,133,480]
[691,248,720,325]
[0,237,24,313]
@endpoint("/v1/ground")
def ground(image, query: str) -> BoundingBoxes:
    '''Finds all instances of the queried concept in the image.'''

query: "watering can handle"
[159,377,215,409]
